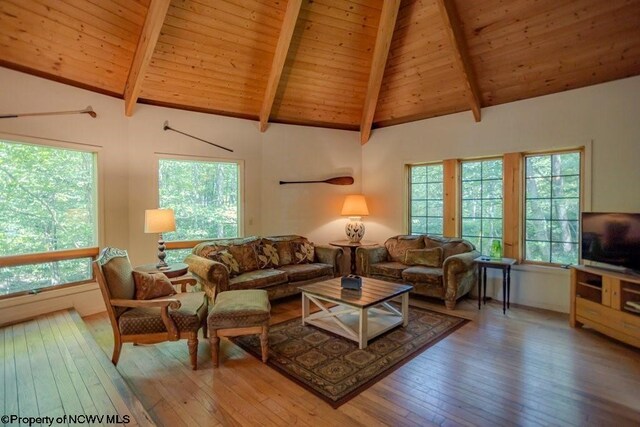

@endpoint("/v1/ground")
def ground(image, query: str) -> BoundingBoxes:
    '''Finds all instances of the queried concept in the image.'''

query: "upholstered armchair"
[93,247,208,370]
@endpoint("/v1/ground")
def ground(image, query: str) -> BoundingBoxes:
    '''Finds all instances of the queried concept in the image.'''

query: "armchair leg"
[210,330,220,368]
[188,335,198,370]
[112,335,123,366]
[444,300,456,310]
[260,325,269,363]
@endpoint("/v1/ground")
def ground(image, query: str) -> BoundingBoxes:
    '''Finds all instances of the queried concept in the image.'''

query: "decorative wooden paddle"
[0,106,97,119]
[279,176,354,185]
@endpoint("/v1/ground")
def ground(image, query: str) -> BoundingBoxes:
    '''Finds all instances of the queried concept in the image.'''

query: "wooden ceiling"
[1,0,639,143]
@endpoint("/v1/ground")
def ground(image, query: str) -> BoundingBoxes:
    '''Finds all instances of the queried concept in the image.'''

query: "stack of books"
[625,300,640,314]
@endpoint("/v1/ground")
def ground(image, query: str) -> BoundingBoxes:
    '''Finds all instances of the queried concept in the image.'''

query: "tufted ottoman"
[208,289,270,367]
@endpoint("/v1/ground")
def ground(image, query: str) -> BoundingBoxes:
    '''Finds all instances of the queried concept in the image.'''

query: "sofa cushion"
[262,236,306,266]
[132,271,176,300]
[370,262,407,280]
[401,266,443,286]
[424,236,474,259]
[229,269,288,290]
[277,263,333,282]
[404,247,443,268]
[385,235,425,262]
[118,291,207,335]
[291,240,315,264]
[256,240,280,268]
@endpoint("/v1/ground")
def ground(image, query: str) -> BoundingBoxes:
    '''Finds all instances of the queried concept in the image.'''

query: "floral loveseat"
[185,235,342,302]
[356,235,479,309]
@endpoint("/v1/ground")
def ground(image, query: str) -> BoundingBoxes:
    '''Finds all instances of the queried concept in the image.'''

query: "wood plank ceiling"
[0,0,639,143]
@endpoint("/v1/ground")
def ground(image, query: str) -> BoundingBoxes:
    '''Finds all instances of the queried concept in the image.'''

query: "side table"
[475,256,517,314]
[329,240,376,274]
[134,262,196,292]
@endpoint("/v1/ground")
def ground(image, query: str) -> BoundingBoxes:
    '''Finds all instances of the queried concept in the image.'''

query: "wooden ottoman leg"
[260,325,269,363]
[210,330,220,368]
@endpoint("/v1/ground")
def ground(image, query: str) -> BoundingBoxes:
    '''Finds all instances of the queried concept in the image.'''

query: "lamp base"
[345,217,365,243]
[156,234,169,270]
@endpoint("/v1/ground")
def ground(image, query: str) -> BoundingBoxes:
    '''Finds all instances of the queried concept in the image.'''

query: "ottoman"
[208,289,270,367]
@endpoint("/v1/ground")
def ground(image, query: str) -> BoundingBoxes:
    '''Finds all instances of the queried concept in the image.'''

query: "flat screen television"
[581,212,640,272]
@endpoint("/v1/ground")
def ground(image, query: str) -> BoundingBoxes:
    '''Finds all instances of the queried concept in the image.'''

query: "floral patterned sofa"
[185,235,342,302]
[356,235,480,309]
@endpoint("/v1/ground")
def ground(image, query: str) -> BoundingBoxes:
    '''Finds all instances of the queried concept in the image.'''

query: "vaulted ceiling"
[1,0,639,143]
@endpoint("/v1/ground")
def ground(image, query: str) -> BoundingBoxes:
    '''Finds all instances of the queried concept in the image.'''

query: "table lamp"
[341,195,369,243]
[144,208,176,269]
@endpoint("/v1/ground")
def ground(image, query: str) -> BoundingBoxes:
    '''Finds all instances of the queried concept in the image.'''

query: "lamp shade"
[341,195,369,216]
[144,209,176,233]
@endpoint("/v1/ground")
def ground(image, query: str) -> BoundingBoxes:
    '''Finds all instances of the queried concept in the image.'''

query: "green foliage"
[409,164,444,236]
[524,152,581,264]
[0,140,96,295]
[461,159,504,254]
[159,159,240,242]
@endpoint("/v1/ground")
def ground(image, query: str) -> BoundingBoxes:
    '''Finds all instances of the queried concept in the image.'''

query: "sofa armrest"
[184,254,230,302]
[314,245,343,276]
[442,250,480,305]
[356,246,388,276]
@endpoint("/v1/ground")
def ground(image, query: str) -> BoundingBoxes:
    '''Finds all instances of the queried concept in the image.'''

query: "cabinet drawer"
[577,297,640,339]
[576,297,613,324]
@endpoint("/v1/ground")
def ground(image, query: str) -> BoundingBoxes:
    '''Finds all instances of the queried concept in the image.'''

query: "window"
[461,159,503,254]
[408,164,444,236]
[524,151,581,265]
[0,140,97,296]
[158,158,241,244]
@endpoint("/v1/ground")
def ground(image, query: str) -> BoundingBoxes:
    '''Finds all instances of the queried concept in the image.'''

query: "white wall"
[0,67,361,323]
[362,76,640,312]
[2,66,639,319]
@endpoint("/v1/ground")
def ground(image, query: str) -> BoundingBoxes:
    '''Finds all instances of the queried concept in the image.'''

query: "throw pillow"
[292,240,315,264]
[132,271,176,300]
[256,241,280,268]
[226,243,260,273]
[404,247,444,268]
[207,249,241,277]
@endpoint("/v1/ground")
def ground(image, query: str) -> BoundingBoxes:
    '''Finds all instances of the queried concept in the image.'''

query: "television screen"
[581,213,640,272]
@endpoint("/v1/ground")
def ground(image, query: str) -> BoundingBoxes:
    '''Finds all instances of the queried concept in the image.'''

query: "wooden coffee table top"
[299,277,413,309]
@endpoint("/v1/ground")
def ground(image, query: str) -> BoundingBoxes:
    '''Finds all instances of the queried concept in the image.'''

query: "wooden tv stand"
[570,265,640,348]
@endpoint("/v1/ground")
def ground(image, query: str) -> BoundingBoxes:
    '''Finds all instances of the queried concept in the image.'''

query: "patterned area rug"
[231,305,469,407]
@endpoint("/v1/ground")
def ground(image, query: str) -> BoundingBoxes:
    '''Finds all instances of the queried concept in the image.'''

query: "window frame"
[458,156,504,255]
[406,161,445,236]
[156,153,245,249]
[0,133,102,298]
[521,147,585,267]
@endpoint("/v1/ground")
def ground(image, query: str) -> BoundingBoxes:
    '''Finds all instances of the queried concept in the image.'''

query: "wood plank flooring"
[81,296,640,426]
[3,298,639,426]
[0,310,153,426]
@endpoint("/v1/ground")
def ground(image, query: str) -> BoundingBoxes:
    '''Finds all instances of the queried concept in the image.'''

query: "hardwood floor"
[80,296,640,426]
[0,310,153,425]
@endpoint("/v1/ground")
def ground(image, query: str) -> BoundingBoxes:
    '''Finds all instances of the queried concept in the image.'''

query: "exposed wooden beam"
[259,0,303,132]
[360,0,402,145]
[124,0,171,117]
[437,0,482,122]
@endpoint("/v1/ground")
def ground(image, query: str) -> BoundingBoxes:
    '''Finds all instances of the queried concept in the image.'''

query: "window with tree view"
[461,159,503,254]
[0,140,97,296]
[525,152,581,265]
[159,159,240,263]
[409,164,444,236]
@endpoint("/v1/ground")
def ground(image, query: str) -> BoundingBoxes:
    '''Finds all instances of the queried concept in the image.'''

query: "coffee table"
[299,277,413,349]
